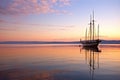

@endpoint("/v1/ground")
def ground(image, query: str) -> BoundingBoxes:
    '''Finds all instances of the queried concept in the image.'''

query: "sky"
[0,0,120,41]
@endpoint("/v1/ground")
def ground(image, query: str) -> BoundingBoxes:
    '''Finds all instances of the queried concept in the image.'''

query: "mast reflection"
[83,47,101,80]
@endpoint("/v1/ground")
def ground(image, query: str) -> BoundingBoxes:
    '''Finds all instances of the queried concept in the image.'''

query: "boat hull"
[81,39,101,47]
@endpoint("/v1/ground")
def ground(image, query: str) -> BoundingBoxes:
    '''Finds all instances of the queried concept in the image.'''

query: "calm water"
[0,44,120,80]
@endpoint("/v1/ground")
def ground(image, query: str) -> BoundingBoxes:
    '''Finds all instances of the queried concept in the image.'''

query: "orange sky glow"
[0,0,120,41]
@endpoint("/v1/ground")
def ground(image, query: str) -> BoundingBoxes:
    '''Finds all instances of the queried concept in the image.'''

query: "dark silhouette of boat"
[81,11,101,47]
[81,39,101,47]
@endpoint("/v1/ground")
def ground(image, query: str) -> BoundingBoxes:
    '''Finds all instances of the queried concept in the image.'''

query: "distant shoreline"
[0,40,120,44]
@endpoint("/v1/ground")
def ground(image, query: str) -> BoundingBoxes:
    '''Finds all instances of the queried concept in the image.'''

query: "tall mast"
[85,28,87,41]
[90,15,92,41]
[98,24,99,40]
[92,11,95,40]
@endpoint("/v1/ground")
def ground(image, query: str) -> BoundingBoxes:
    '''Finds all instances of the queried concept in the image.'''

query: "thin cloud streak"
[0,20,75,31]
[0,19,7,23]
[0,20,75,28]
[0,27,16,31]
[0,0,71,16]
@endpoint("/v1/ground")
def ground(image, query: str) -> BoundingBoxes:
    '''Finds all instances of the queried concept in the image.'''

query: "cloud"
[0,20,4,23]
[0,20,74,28]
[59,0,71,6]
[0,20,75,31]
[0,27,16,31]
[0,0,71,16]
[0,19,6,23]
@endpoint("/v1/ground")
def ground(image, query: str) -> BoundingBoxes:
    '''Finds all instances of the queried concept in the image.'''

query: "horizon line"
[0,40,120,44]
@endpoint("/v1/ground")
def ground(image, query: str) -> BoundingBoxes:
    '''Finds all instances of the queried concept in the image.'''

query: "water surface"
[0,44,120,80]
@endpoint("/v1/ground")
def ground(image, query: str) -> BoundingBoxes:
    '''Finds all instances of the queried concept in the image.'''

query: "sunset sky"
[0,0,120,41]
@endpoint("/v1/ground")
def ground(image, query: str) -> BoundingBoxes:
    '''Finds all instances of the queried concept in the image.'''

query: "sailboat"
[81,12,101,47]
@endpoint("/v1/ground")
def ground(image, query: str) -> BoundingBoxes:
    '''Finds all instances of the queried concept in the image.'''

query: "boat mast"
[90,15,92,41]
[92,11,95,40]
[85,28,87,41]
[98,24,99,40]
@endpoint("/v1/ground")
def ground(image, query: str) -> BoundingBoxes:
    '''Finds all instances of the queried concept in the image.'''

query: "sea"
[0,44,120,80]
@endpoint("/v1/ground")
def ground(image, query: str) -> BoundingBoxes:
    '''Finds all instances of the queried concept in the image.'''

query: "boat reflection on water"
[83,47,101,52]
[82,47,101,80]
